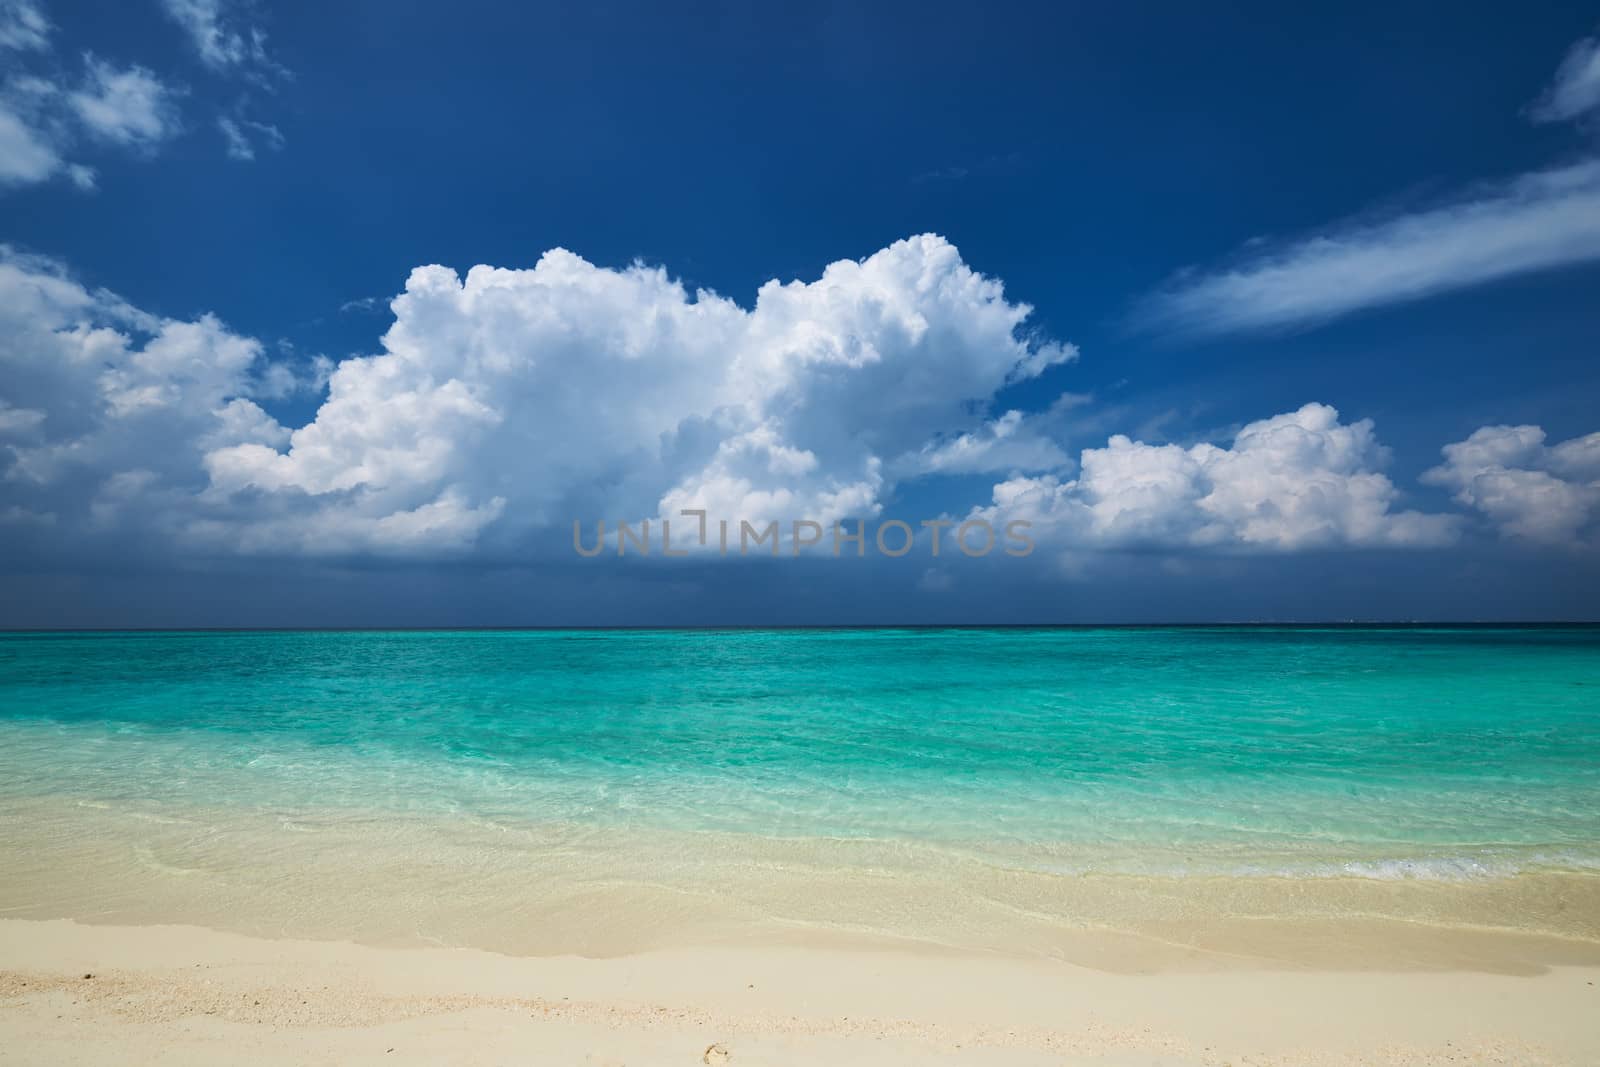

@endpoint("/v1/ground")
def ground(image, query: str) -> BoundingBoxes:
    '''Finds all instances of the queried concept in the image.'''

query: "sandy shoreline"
[7,793,1600,971]
[5,793,1600,1061]
[2,918,1597,1065]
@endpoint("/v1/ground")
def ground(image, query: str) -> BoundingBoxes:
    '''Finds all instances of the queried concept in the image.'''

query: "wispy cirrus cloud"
[1135,160,1600,336]
[0,0,49,52]
[0,38,181,191]
[217,114,281,160]
[160,0,290,162]
[160,0,287,83]
[1529,32,1600,124]
[1135,29,1600,338]
[69,56,182,148]
[0,102,60,186]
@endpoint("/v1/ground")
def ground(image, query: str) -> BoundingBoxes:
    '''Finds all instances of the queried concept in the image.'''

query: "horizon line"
[3,621,1599,635]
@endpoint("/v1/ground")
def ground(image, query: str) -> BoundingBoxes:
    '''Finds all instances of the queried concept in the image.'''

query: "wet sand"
[4,795,1600,969]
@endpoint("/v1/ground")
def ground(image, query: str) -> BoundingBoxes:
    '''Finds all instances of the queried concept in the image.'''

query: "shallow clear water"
[3,626,1599,881]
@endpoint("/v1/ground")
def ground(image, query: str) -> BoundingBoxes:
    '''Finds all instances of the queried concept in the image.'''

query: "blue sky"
[2,0,1599,625]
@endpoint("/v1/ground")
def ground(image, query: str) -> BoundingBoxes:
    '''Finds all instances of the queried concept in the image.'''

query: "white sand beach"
[3,917,1599,1065]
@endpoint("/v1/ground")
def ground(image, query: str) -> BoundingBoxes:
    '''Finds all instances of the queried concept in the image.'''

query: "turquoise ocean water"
[3,626,1599,882]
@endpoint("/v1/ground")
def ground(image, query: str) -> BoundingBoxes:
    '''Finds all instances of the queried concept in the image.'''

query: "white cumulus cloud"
[0,237,1079,559]
[975,403,1460,552]
[202,235,1077,552]
[0,248,307,550]
[1423,424,1600,546]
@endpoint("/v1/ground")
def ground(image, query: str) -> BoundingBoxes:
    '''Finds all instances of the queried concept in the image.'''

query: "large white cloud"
[974,403,1460,553]
[2,238,1079,558]
[202,235,1077,552]
[1423,424,1600,546]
